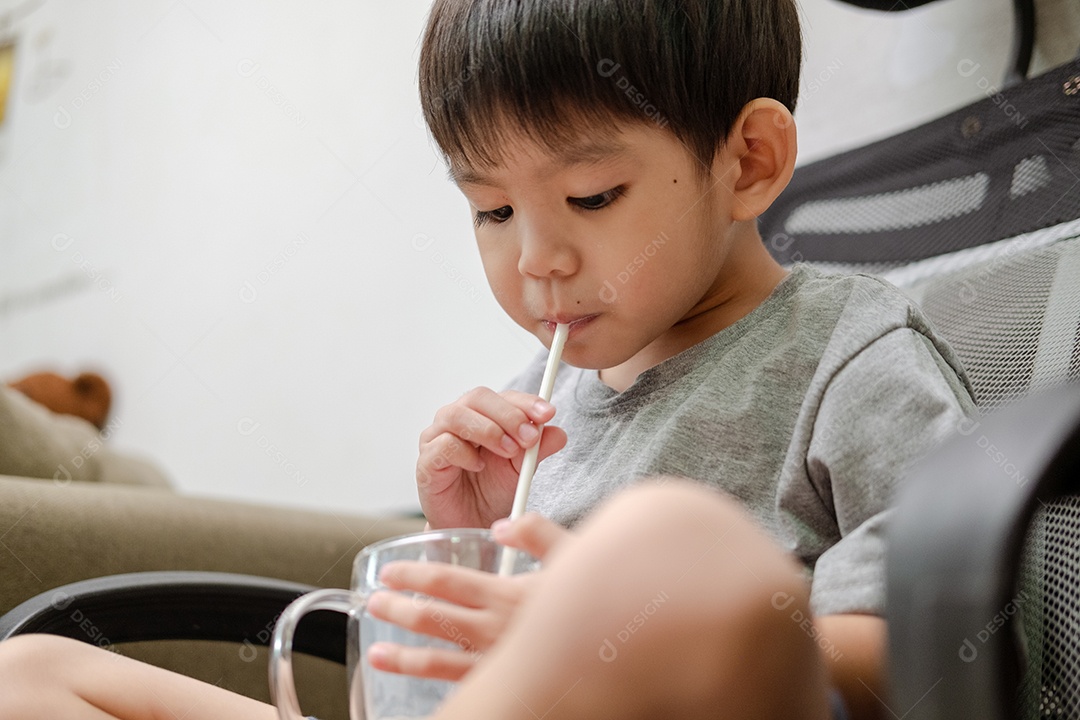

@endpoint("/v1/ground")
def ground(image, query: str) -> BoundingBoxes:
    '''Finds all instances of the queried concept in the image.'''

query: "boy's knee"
[697,574,829,717]
[573,481,828,709]
[574,477,815,635]
[600,478,758,529]
[588,479,801,575]
[602,477,740,519]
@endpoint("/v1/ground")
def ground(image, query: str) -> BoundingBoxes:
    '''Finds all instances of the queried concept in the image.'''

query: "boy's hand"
[417,387,567,529]
[366,514,569,681]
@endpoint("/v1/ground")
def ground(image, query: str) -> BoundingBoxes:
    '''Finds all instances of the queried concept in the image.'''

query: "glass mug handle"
[270,588,366,720]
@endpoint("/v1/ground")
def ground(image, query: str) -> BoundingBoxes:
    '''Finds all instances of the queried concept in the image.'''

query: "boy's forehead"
[449,133,632,188]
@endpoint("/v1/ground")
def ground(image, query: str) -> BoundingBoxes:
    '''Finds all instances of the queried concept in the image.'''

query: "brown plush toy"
[7,371,112,430]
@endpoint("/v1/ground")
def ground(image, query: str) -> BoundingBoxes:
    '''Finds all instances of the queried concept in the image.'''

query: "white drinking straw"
[499,322,570,575]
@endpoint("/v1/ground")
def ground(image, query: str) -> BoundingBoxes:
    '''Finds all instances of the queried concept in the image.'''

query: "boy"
[0,0,974,718]
[368,0,973,717]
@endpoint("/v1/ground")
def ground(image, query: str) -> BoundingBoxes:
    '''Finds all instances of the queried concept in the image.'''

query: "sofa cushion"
[0,386,169,487]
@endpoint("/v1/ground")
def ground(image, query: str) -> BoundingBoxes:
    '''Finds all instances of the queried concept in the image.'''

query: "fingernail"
[368,593,385,613]
[518,423,539,443]
[500,434,518,454]
[533,400,554,415]
[491,518,512,539]
[368,643,390,663]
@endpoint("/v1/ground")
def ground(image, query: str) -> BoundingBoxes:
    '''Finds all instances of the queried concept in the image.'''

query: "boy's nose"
[516,220,579,279]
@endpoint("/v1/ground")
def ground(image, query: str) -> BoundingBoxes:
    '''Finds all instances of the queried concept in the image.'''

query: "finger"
[451,403,525,459]
[432,403,535,460]
[378,561,506,609]
[367,642,478,682]
[424,388,555,455]
[367,591,486,651]
[535,425,567,461]
[505,425,567,475]
[418,432,485,476]
[492,512,570,560]
[499,390,557,425]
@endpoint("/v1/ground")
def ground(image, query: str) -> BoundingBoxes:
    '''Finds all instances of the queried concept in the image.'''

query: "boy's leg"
[435,480,832,720]
[0,634,276,720]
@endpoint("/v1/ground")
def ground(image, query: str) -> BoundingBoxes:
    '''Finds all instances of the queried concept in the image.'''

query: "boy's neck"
[598,227,789,392]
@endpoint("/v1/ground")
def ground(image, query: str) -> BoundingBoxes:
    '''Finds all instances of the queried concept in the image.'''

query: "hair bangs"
[419,0,802,180]
[420,1,653,174]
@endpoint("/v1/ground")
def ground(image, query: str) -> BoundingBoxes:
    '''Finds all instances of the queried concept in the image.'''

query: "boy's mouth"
[542,314,598,337]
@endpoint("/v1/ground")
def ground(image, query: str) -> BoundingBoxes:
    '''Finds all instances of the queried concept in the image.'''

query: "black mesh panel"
[1039,497,1080,718]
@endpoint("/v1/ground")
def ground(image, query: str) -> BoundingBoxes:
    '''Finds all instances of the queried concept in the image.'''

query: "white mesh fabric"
[882,218,1080,293]
[783,173,990,235]
[803,223,1080,412]
[1011,156,1055,200]
[905,239,1075,411]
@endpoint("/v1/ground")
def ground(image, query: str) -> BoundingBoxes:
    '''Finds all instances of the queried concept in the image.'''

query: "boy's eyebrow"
[450,137,630,186]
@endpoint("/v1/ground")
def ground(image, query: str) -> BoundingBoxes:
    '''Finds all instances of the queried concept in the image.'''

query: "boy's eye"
[474,205,513,228]
[569,186,626,211]
[472,186,625,228]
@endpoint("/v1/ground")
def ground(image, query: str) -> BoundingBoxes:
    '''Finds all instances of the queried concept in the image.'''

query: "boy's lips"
[542,314,598,336]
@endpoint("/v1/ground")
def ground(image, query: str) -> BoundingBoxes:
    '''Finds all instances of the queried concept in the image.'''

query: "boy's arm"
[816,614,887,720]
[804,329,973,720]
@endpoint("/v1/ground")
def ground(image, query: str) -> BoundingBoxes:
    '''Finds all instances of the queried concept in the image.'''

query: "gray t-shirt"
[507,264,977,616]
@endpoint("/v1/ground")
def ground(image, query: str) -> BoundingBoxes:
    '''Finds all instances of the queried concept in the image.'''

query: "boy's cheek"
[487,291,539,336]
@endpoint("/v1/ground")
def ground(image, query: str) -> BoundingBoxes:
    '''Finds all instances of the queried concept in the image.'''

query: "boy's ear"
[716,99,797,222]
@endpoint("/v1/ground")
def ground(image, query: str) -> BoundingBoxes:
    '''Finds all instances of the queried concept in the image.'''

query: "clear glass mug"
[270,528,541,720]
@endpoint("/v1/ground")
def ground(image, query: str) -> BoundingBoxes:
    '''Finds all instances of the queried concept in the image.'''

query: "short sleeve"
[807,327,976,616]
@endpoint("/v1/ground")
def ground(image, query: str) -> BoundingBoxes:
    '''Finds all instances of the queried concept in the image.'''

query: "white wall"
[0,0,1077,515]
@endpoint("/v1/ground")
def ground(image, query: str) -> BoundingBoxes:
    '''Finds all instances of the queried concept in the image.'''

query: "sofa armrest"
[0,475,425,614]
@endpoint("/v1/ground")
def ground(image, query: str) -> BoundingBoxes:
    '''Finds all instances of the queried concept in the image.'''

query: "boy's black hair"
[419,0,802,181]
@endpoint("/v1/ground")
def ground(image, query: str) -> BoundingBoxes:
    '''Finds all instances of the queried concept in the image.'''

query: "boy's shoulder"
[787,264,919,317]
[780,264,975,406]
[781,264,935,347]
